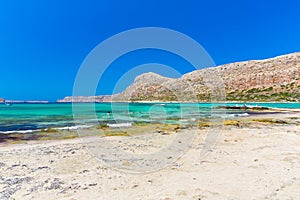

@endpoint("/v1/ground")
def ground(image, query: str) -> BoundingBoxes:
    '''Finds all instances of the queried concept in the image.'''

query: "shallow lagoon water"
[0,102,299,134]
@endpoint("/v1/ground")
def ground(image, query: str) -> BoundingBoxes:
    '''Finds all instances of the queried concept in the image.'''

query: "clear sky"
[1,0,300,101]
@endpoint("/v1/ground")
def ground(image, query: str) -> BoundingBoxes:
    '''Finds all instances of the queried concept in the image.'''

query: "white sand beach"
[1,112,300,200]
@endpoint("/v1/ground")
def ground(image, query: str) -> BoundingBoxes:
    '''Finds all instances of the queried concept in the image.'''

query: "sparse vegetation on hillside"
[114,53,300,102]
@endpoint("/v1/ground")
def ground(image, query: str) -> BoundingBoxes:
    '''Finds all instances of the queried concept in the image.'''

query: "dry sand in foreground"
[0,113,300,200]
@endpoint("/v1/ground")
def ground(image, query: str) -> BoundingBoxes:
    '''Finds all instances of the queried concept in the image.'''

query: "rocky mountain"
[113,52,300,102]
[57,95,112,103]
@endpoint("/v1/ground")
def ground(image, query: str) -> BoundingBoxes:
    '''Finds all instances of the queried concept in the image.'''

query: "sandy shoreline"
[1,112,300,199]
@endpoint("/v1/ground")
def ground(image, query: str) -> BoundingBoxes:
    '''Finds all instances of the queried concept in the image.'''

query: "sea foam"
[107,123,132,128]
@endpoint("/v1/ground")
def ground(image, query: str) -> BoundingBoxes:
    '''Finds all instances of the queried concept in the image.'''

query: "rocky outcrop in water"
[0,98,4,103]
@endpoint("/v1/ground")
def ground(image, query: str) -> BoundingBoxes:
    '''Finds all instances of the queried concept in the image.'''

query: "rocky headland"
[114,52,300,102]
[56,52,300,103]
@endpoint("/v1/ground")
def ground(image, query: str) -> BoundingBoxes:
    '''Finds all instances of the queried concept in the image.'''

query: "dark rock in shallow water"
[274,119,288,124]
[216,105,269,110]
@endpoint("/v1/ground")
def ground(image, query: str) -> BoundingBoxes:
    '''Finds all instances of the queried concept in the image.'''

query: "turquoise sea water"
[0,102,299,134]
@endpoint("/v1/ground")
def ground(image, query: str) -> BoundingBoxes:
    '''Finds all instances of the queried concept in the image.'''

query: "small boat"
[4,100,12,106]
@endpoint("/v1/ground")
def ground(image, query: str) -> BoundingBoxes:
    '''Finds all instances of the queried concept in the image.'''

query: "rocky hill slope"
[113,52,300,102]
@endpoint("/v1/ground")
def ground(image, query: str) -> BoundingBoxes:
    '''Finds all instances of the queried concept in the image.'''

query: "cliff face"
[114,52,300,102]
[57,96,111,103]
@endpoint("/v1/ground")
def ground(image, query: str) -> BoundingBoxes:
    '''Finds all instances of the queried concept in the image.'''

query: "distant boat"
[4,100,12,106]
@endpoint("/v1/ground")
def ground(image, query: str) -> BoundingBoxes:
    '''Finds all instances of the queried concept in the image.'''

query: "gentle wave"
[179,118,197,122]
[231,113,250,117]
[107,123,132,128]
[0,129,39,134]
[54,125,92,130]
[0,125,93,134]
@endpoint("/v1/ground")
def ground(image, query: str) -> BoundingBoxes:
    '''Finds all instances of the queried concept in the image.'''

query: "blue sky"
[1,0,300,101]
